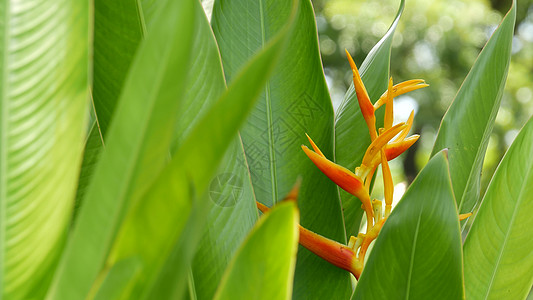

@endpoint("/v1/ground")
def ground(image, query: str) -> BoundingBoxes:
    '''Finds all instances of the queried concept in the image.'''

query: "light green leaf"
[108,9,293,297]
[353,151,464,300]
[93,258,142,300]
[0,1,89,299]
[213,201,299,300]
[431,0,516,215]
[93,0,144,138]
[212,0,352,297]
[464,116,533,300]
[46,0,196,298]
[335,0,405,239]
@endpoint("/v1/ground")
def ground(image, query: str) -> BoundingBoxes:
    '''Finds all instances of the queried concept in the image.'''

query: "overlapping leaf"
[107,5,294,297]
[212,0,352,297]
[213,202,299,300]
[46,0,196,298]
[431,0,516,215]
[335,0,405,239]
[0,1,89,299]
[353,151,464,300]
[464,116,533,299]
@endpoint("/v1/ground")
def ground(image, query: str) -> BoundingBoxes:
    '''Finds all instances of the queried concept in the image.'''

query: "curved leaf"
[463,116,533,299]
[353,151,464,300]
[335,0,405,239]
[0,1,89,299]
[212,0,352,297]
[213,201,299,300]
[431,0,516,215]
[107,11,293,298]
[93,0,144,138]
[46,0,196,298]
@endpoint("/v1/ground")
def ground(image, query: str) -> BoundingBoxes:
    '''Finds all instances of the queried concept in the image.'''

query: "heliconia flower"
[357,122,407,178]
[345,50,378,141]
[373,79,429,110]
[302,135,374,229]
[384,77,394,130]
[256,200,363,279]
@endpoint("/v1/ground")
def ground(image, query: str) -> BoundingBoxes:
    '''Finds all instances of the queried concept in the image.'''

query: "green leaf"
[212,0,352,297]
[93,258,142,300]
[72,122,104,225]
[353,151,464,300]
[107,8,293,298]
[463,116,533,299]
[191,139,259,300]
[431,0,516,215]
[335,0,405,239]
[213,201,299,300]
[93,0,144,138]
[0,1,89,299]
[46,0,196,298]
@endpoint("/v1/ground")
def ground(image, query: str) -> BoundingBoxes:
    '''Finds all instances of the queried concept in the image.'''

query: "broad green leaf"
[353,151,464,300]
[431,1,516,215]
[72,122,104,224]
[0,1,89,299]
[107,12,293,298]
[213,201,299,300]
[191,138,259,300]
[46,0,196,298]
[93,258,142,300]
[335,0,405,239]
[93,0,144,138]
[212,0,352,297]
[464,116,533,300]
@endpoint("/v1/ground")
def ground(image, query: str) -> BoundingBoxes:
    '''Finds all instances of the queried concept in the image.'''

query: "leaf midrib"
[258,0,278,204]
[405,210,423,300]
[483,148,533,299]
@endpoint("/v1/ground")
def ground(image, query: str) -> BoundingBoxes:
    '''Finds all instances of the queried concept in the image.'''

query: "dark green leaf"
[353,151,464,300]
[212,0,352,297]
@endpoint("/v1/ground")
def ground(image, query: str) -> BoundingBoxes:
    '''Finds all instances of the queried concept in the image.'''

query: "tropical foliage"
[0,0,531,299]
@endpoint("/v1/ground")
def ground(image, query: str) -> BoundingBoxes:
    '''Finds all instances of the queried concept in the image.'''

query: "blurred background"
[311,0,533,200]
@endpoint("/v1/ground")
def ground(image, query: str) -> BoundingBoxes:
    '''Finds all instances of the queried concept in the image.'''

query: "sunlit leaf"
[46,0,196,298]
[213,202,299,300]
[464,116,533,300]
[431,0,516,216]
[0,1,89,298]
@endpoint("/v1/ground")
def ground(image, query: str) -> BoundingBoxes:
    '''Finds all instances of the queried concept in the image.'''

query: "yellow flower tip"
[459,213,473,221]
[362,122,407,167]
[374,79,429,110]
[384,77,394,130]
[305,133,325,157]
[384,134,420,162]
